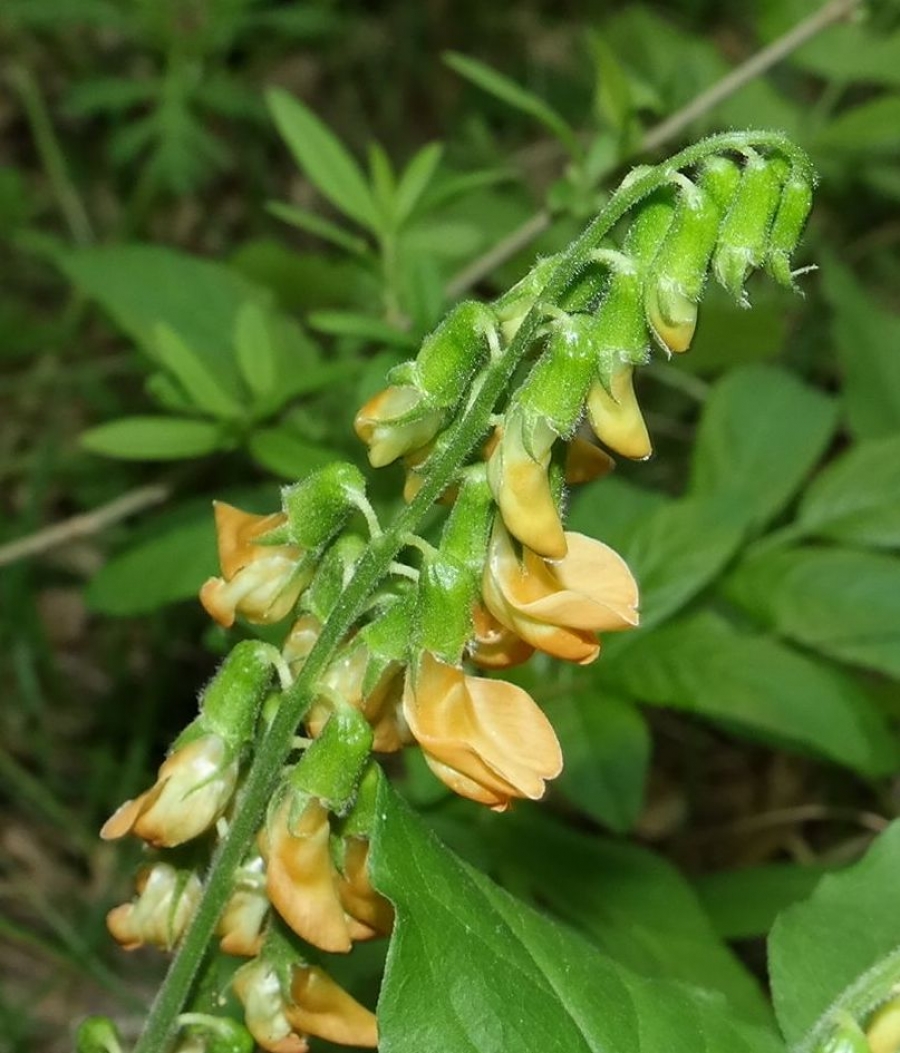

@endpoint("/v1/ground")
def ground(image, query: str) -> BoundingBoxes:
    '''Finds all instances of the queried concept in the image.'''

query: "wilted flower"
[402,652,562,810]
[101,733,238,848]
[218,853,269,958]
[354,385,444,468]
[259,796,352,953]
[107,862,202,951]
[586,366,652,460]
[200,503,309,628]
[286,965,378,1048]
[336,837,394,941]
[467,603,534,670]
[482,521,638,665]
[486,412,567,560]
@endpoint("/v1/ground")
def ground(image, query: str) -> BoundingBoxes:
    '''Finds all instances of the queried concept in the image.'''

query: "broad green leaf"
[443,52,580,158]
[368,142,397,226]
[821,258,900,439]
[600,612,897,777]
[56,244,265,399]
[769,822,900,1049]
[678,287,791,376]
[394,142,445,226]
[496,813,771,1026]
[307,310,418,348]
[696,863,834,942]
[776,19,900,87]
[266,202,369,256]
[372,779,783,1053]
[690,365,837,531]
[266,88,379,231]
[567,475,667,554]
[86,515,216,615]
[248,427,336,480]
[545,687,649,832]
[153,324,244,420]
[814,96,900,156]
[724,546,900,679]
[234,303,277,402]
[80,417,225,460]
[794,434,900,547]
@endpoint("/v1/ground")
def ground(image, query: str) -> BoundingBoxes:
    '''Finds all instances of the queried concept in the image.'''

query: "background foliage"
[2,1,900,1050]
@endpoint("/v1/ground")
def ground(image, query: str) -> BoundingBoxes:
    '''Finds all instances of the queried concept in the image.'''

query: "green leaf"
[247,427,336,480]
[56,244,265,400]
[80,417,225,460]
[65,76,158,116]
[307,310,418,348]
[724,546,900,679]
[266,88,379,232]
[265,202,369,256]
[769,822,900,1049]
[496,813,771,1026]
[545,688,649,832]
[696,863,834,942]
[443,52,580,158]
[394,142,445,226]
[372,779,783,1053]
[567,475,667,554]
[600,612,897,777]
[794,434,900,547]
[152,323,244,419]
[783,21,900,87]
[690,365,838,532]
[821,258,900,439]
[234,303,277,402]
[814,95,900,156]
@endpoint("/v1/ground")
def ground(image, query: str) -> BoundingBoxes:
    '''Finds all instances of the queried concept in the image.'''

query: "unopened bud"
[354,385,444,467]
[587,365,651,460]
[278,463,366,550]
[713,152,786,304]
[622,186,677,270]
[766,168,815,288]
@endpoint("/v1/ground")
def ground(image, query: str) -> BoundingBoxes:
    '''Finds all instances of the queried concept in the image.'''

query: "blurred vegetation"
[2,0,900,1050]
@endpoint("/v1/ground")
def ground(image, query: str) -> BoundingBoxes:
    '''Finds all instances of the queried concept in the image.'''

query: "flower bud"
[766,168,814,289]
[713,152,786,304]
[586,365,651,460]
[200,503,310,628]
[494,253,561,344]
[354,385,444,467]
[486,409,567,560]
[645,174,722,354]
[200,640,279,745]
[101,731,239,847]
[106,862,202,951]
[76,1017,124,1053]
[279,463,366,550]
[414,301,498,406]
[622,186,677,269]
[697,155,742,213]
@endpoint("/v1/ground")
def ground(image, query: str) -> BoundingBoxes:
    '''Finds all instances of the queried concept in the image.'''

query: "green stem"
[132,130,809,1053]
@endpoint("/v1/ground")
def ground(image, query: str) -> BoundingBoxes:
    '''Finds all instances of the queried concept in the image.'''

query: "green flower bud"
[645,174,723,354]
[414,301,498,406]
[76,1017,124,1053]
[622,186,677,271]
[302,534,366,623]
[766,167,815,288]
[559,259,608,314]
[279,463,366,550]
[360,590,415,691]
[439,471,495,573]
[495,254,562,343]
[697,155,741,213]
[713,152,786,304]
[291,705,374,812]
[585,264,649,373]
[416,553,478,664]
[198,639,278,745]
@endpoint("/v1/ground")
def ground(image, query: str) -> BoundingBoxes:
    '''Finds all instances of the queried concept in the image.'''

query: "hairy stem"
[133,130,808,1053]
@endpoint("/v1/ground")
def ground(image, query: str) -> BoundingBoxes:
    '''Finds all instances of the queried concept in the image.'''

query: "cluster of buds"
[99,141,814,1049]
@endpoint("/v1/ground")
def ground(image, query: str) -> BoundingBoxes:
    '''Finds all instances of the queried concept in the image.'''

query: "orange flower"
[286,965,378,1049]
[218,853,269,958]
[564,434,615,485]
[106,862,202,951]
[482,522,639,665]
[586,366,652,460]
[467,603,535,670]
[259,796,353,953]
[486,412,567,560]
[402,652,562,811]
[100,733,238,848]
[354,385,444,468]
[336,837,394,941]
[200,502,309,628]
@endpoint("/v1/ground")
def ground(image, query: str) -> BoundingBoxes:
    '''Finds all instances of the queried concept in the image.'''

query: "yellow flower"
[646,280,697,354]
[286,965,378,1049]
[100,733,238,848]
[200,502,308,628]
[354,385,444,468]
[336,837,394,942]
[586,366,652,460]
[402,652,562,811]
[486,413,567,560]
[106,862,201,952]
[259,796,352,953]
[217,853,269,958]
[467,603,534,670]
[482,521,639,665]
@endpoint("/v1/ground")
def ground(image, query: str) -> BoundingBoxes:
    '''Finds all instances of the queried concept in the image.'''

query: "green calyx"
[414,300,499,406]
[279,462,367,549]
[195,640,280,747]
[289,704,374,813]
